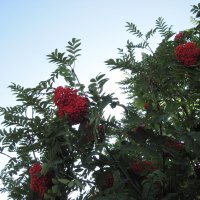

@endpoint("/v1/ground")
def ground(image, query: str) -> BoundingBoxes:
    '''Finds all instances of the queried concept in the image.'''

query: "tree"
[1,3,200,200]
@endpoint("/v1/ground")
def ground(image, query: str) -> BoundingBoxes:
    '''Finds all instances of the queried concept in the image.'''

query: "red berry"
[143,160,157,171]
[131,160,156,174]
[174,32,184,43]
[29,163,52,197]
[53,86,88,125]
[131,161,143,173]
[104,173,113,188]
[166,139,184,151]
[144,103,149,110]
[175,42,200,67]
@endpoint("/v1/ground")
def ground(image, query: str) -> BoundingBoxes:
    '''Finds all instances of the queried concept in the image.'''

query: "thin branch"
[159,123,163,137]
[80,179,95,185]
[31,107,38,162]
[32,150,38,161]
[160,122,166,173]
[69,64,87,97]
[64,168,95,185]
[105,146,141,196]
[141,36,154,54]
[73,145,107,165]
[181,104,190,119]
[71,68,81,86]
[0,151,13,159]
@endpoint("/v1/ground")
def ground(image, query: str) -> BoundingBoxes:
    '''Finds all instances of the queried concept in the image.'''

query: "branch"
[105,146,141,196]
[73,145,107,166]
[64,169,95,185]
[141,36,154,54]
[160,122,166,173]
[181,104,190,119]
[0,151,13,159]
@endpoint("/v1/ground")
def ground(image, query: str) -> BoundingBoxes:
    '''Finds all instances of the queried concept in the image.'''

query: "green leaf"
[96,73,106,81]
[90,78,96,82]
[41,163,49,175]
[58,178,70,184]
[126,22,143,38]
[74,179,83,189]
[68,180,75,188]
[52,185,58,194]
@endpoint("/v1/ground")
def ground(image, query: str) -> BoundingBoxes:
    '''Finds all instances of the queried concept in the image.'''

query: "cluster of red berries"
[29,163,50,198]
[144,103,149,110]
[131,160,157,175]
[143,103,161,111]
[53,86,88,125]
[175,41,200,67]
[104,172,114,188]
[166,139,184,151]
[174,32,184,43]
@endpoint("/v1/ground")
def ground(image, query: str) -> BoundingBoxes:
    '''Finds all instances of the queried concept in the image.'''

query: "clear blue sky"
[0,0,199,198]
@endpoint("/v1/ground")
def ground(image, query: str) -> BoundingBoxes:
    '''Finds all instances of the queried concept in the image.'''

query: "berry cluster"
[29,163,50,198]
[175,42,200,67]
[132,161,143,173]
[144,103,149,110]
[131,160,157,175]
[104,172,114,188]
[174,32,184,43]
[53,86,88,125]
[166,139,184,151]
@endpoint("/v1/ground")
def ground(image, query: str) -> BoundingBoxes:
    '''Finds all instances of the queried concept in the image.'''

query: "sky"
[0,0,199,199]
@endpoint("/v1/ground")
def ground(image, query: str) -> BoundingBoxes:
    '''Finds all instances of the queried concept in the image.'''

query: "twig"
[105,146,141,196]
[0,152,13,159]
[141,36,154,55]
[181,104,190,119]
[73,145,107,165]
[63,167,95,185]
[32,150,38,161]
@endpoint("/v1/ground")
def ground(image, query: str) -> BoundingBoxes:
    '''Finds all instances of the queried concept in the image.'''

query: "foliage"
[1,4,200,200]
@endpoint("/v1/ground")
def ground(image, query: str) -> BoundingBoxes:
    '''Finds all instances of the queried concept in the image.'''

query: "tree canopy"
[1,3,200,200]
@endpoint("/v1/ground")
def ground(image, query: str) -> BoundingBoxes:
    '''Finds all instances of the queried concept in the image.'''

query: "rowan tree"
[1,3,200,200]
